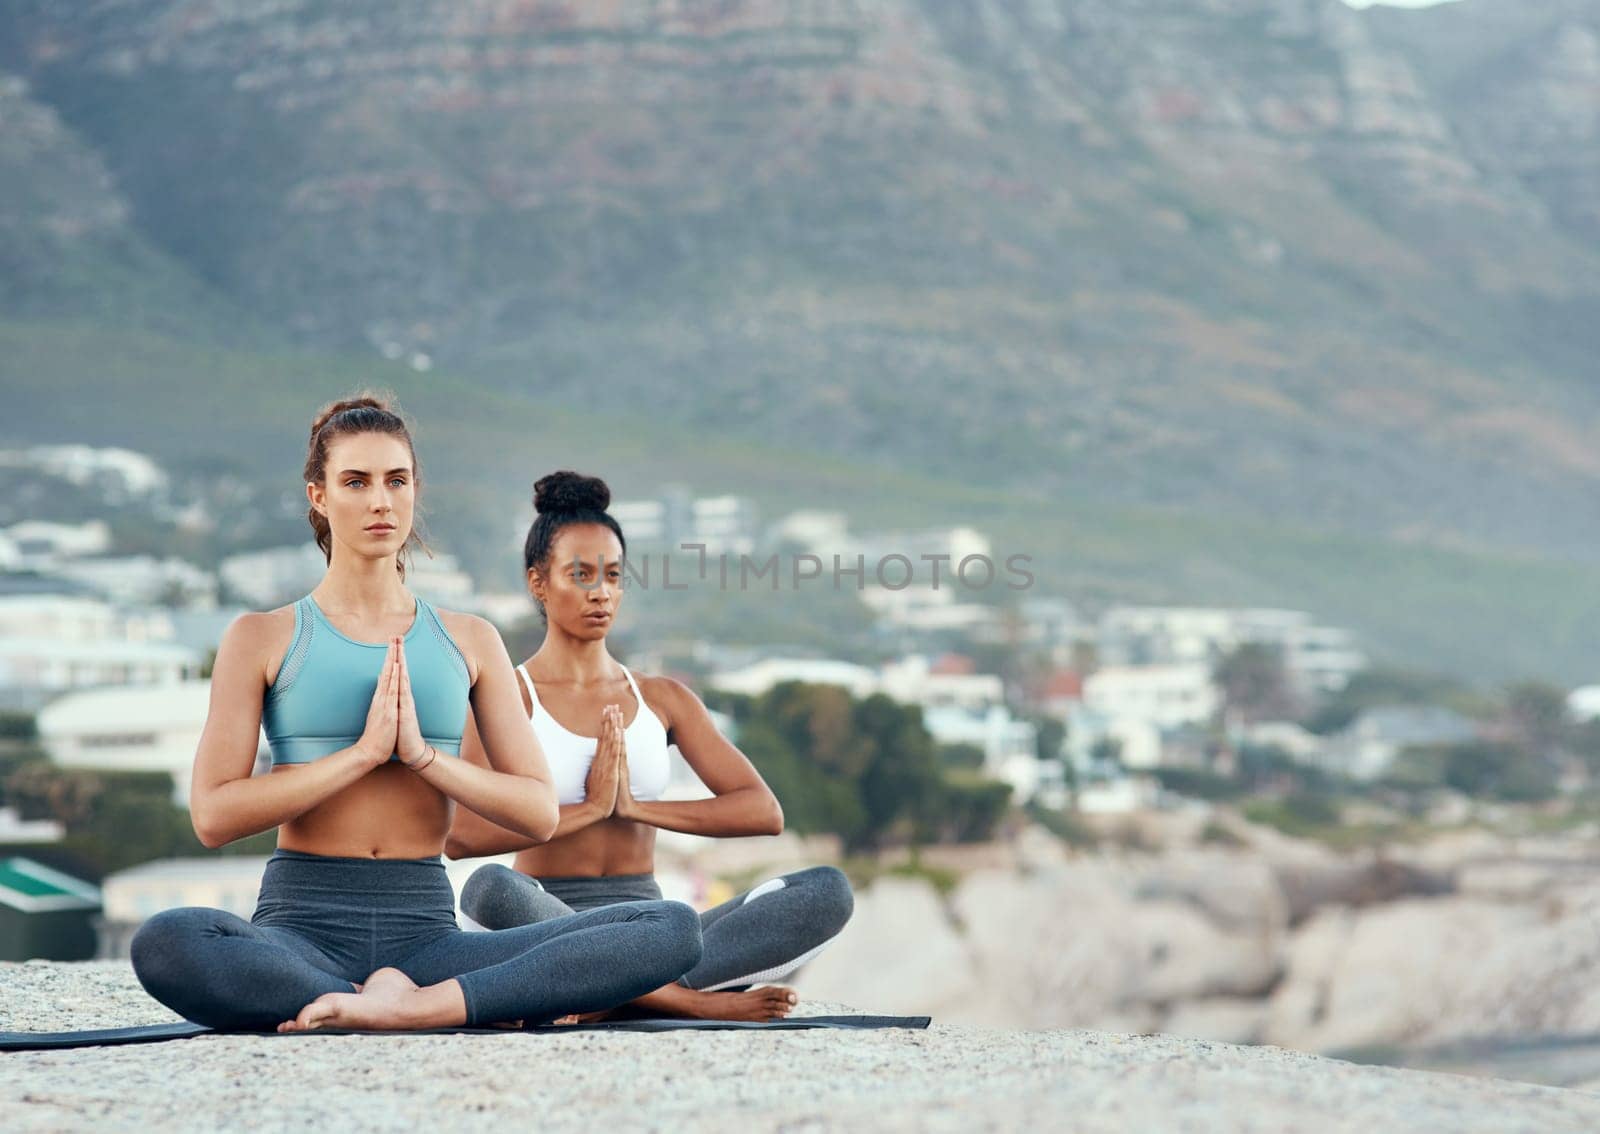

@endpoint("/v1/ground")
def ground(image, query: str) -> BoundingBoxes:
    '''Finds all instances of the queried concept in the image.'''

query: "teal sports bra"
[263,595,470,765]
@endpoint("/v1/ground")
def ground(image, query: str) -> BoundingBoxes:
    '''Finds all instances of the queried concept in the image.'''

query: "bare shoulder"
[433,609,505,677]
[220,605,297,683]
[434,608,498,647]
[633,672,704,725]
[224,606,296,652]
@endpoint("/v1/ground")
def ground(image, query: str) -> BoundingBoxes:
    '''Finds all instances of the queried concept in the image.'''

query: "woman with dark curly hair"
[449,470,853,1022]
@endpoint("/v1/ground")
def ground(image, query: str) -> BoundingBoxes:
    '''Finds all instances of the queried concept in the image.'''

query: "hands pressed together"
[355,638,435,772]
[583,703,637,819]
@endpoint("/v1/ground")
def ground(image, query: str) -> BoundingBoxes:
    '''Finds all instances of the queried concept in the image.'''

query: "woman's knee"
[460,863,527,927]
[797,865,855,934]
[652,900,704,974]
[130,907,218,994]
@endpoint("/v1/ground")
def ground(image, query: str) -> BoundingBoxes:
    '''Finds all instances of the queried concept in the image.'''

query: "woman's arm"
[442,708,617,858]
[406,617,560,845]
[614,677,783,837]
[188,613,392,848]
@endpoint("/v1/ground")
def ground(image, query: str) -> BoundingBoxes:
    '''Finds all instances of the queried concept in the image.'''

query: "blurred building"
[0,594,202,710]
[921,703,1053,804]
[1318,706,1479,781]
[0,857,101,961]
[53,554,218,608]
[852,525,991,576]
[2,520,113,570]
[97,856,271,958]
[708,657,878,699]
[612,486,760,555]
[1097,606,1365,696]
[0,806,64,844]
[1569,685,1600,723]
[218,543,326,607]
[0,445,168,501]
[37,681,270,803]
[220,541,480,611]
[1064,705,1163,773]
[1082,664,1219,732]
[768,509,849,551]
[879,654,1005,710]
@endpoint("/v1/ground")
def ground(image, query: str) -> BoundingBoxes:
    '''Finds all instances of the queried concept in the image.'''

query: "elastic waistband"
[260,848,451,905]
[535,872,662,905]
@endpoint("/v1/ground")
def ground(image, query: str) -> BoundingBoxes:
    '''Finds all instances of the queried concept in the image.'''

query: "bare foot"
[551,1008,614,1026]
[277,968,464,1033]
[696,986,799,1022]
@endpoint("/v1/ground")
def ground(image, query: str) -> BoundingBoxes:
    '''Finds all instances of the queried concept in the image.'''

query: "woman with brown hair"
[130,396,701,1032]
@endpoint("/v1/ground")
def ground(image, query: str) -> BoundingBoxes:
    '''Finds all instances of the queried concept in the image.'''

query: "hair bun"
[310,393,393,440]
[534,470,611,514]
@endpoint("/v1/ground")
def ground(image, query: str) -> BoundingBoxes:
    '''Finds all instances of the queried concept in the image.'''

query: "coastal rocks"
[802,858,1283,1030]
[800,834,1600,1059]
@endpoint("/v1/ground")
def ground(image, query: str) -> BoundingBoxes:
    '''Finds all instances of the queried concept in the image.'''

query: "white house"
[853,526,992,578]
[0,806,64,844]
[2,520,113,569]
[1081,664,1219,731]
[1065,705,1163,772]
[1236,720,1327,764]
[768,510,850,551]
[922,703,1045,803]
[0,593,125,641]
[1569,686,1600,724]
[707,658,879,700]
[0,638,201,701]
[219,543,327,607]
[55,555,218,608]
[37,681,268,803]
[612,488,760,555]
[15,445,168,499]
[1097,606,1365,695]
[1098,607,1239,667]
[879,654,1005,710]
[1318,706,1478,781]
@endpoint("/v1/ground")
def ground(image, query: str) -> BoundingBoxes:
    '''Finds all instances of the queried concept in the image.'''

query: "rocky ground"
[5,962,1600,1132]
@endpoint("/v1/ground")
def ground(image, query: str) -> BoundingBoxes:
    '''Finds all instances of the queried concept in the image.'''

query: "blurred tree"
[729,682,1009,851]
[937,742,987,771]
[2,767,208,877]
[1502,681,1571,757]
[1034,717,1066,764]
[1215,642,1298,724]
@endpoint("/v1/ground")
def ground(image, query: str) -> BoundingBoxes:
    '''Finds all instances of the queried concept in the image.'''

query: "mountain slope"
[1,0,1597,680]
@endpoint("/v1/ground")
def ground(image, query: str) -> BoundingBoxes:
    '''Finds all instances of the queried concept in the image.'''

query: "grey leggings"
[130,849,702,1031]
[462,864,853,991]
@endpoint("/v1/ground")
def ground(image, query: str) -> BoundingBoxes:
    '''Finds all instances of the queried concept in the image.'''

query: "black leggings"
[462,864,854,991]
[130,850,702,1030]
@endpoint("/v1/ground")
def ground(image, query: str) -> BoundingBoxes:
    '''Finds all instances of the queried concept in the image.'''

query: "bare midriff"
[513,816,656,878]
[275,763,452,859]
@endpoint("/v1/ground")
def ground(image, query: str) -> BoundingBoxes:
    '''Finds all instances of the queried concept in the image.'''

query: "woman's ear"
[305,480,326,517]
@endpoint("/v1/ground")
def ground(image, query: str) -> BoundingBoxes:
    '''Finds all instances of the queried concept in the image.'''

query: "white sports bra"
[516,663,671,805]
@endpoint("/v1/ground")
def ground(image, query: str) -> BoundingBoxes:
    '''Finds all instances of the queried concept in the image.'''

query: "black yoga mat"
[0,1014,931,1052]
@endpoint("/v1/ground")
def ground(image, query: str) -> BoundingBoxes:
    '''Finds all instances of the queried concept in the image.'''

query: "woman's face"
[307,432,416,566]
[532,523,625,640]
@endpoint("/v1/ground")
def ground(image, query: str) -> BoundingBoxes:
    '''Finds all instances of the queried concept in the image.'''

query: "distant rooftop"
[0,857,101,912]
[103,856,272,882]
